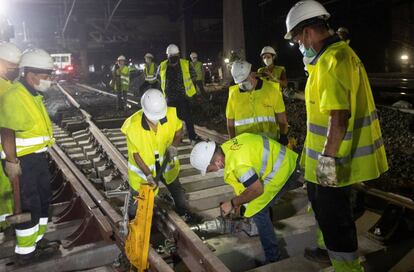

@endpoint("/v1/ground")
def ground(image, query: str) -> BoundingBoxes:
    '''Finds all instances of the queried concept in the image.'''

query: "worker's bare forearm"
[0,128,17,162]
[276,112,289,134]
[227,119,235,138]
[323,110,349,157]
[133,152,152,176]
[231,180,263,207]
[172,128,183,147]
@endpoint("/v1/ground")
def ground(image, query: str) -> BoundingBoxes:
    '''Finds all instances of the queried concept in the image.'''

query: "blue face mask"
[299,43,317,58]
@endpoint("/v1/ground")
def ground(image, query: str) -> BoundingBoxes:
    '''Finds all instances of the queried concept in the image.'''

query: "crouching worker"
[121,89,199,223]
[190,133,300,264]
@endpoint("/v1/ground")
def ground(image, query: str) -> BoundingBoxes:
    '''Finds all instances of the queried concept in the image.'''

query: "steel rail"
[57,83,230,272]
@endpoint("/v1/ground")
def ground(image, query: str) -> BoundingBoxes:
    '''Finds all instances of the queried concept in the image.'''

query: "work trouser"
[13,153,51,256]
[117,90,128,110]
[168,99,197,141]
[139,81,160,97]
[195,80,208,99]
[128,177,188,219]
[0,163,13,231]
[252,166,301,263]
[307,182,364,272]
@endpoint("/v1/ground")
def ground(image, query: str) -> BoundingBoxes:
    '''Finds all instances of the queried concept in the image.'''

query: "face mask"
[34,79,52,92]
[5,68,19,81]
[168,56,179,64]
[299,43,317,58]
[145,58,152,64]
[239,80,253,91]
[191,57,197,62]
[263,58,273,67]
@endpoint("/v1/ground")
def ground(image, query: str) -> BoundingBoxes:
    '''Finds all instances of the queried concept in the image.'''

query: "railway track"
[1,82,413,271]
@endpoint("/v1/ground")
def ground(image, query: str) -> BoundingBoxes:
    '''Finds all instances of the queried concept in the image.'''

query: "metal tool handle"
[153,152,171,188]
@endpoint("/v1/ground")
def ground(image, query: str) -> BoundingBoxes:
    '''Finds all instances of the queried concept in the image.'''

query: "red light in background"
[66,65,74,71]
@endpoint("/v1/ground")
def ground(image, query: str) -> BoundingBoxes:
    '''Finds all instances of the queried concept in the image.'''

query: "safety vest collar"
[310,35,342,65]
[141,114,168,131]
[19,78,41,97]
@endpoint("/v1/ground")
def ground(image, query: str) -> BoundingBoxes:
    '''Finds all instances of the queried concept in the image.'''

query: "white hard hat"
[260,46,276,57]
[231,60,252,84]
[144,53,154,59]
[117,55,126,61]
[166,44,180,56]
[284,0,330,40]
[140,89,167,121]
[190,52,198,58]
[19,49,53,71]
[190,141,216,176]
[0,42,22,64]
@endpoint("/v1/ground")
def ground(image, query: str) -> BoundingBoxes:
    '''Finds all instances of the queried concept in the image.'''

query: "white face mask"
[34,79,52,92]
[145,58,152,64]
[191,57,197,62]
[263,58,273,66]
[239,80,253,91]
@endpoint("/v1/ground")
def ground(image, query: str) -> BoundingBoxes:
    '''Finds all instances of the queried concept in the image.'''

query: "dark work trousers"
[168,99,197,141]
[195,80,208,99]
[13,153,51,234]
[306,182,358,253]
[139,81,160,97]
[252,166,301,263]
[117,90,128,110]
[128,177,188,219]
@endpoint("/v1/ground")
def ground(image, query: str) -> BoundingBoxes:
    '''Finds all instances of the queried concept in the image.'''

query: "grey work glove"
[316,155,338,187]
[146,174,157,187]
[5,159,22,179]
[167,145,178,158]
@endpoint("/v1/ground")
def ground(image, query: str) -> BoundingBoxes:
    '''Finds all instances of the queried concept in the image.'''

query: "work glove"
[316,155,338,187]
[4,159,22,180]
[167,145,178,158]
[279,134,289,146]
[146,174,157,187]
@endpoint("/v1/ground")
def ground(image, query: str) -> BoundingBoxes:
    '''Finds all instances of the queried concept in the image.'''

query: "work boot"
[15,252,35,266]
[36,238,61,251]
[304,247,331,264]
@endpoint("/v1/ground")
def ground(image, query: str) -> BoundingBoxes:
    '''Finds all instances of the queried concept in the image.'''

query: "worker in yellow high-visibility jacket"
[111,55,132,110]
[158,44,200,145]
[190,133,300,264]
[257,46,288,88]
[0,49,56,265]
[0,42,22,244]
[121,89,199,223]
[226,60,289,144]
[285,1,388,271]
[139,53,159,95]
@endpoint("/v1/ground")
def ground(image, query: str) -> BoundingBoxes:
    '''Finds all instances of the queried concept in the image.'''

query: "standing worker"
[158,44,200,145]
[139,53,159,95]
[190,52,210,100]
[257,46,288,88]
[0,49,56,264]
[121,89,199,223]
[0,42,22,244]
[226,60,289,145]
[111,55,131,111]
[285,1,388,271]
[190,133,300,264]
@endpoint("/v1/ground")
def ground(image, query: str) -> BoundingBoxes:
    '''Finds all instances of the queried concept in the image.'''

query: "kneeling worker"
[121,89,198,222]
[190,133,299,263]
